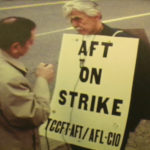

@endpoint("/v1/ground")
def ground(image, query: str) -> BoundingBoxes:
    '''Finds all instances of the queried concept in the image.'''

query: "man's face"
[69,10,101,35]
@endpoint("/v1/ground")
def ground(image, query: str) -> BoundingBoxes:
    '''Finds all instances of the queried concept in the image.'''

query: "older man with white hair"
[62,0,150,150]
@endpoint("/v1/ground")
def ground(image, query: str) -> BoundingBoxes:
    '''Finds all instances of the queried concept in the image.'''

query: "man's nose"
[71,20,79,27]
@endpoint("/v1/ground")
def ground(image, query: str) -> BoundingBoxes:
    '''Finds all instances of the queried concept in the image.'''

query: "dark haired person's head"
[0,16,36,58]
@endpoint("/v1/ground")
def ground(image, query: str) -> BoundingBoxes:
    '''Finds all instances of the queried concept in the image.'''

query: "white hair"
[63,0,101,17]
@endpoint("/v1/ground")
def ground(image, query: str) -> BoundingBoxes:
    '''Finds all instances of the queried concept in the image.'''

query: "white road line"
[0,1,65,10]
[36,12,150,37]
[36,27,73,37]
[103,12,150,23]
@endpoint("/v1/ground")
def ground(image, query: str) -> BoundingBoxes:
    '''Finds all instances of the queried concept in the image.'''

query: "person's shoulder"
[102,24,134,37]
[113,30,134,38]
[0,59,26,83]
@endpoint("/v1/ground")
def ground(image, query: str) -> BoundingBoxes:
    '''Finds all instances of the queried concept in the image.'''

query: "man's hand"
[36,63,54,83]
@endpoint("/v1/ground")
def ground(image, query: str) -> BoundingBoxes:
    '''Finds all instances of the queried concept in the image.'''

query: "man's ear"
[96,12,102,20]
[9,42,21,55]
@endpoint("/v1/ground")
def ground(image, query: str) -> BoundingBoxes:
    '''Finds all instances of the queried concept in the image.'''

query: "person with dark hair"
[62,0,150,150]
[0,16,36,51]
[0,16,54,150]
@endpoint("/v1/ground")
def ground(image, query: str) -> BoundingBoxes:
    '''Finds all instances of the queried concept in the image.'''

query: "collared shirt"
[0,49,28,76]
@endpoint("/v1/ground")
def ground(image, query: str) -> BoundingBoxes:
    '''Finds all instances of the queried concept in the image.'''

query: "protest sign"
[40,34,139,150]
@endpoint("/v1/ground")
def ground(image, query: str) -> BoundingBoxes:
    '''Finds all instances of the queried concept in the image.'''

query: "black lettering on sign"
[78,93,88,110]
[101,42,113,57]
[89,41,99,56]
[70,124,76,137]
[59,90,67,105]
[89,129,104,144]
[112,99,123,116]
[79,67,102,85]
[49,120,57,131]
[78,40,113,57]
[78,40,98,56]
[79,66,89,82]
[78,40,87,56]
[69,91,78,107]
[58,90,123,117]
[107,132,121,147]
[96,97,109,114]
[90,68,102,84]
[90,95,96,111]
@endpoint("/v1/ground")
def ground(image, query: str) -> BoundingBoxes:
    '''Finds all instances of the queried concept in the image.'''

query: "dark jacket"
[71,24,150,150]
[100,24,150,150]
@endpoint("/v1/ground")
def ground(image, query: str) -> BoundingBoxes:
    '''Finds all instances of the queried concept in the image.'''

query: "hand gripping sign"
[40,34,139,150]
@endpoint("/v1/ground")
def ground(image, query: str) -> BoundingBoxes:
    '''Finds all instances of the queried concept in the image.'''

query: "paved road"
[0,0,149,73]
[0,0,150,149]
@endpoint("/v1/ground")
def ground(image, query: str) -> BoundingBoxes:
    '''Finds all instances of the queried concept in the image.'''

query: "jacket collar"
[0,49,28,75]
[98,24,119,36]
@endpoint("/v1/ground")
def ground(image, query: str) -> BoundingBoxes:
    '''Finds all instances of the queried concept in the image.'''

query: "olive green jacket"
[0,49,51,150]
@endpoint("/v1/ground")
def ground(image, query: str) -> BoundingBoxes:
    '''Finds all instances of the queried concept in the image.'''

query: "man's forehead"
[69,10,87,18]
